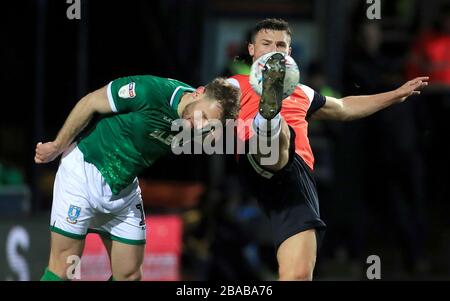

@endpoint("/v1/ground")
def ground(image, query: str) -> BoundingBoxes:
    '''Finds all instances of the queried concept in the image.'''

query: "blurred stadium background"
[1,0,450,280]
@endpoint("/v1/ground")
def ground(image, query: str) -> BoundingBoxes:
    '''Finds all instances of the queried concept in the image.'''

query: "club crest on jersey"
[118,82,136,99]
[66,205,81,224]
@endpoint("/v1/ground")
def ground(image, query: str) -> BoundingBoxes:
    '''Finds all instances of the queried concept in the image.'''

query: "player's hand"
[34,141,62,164]
[395,76,429,102]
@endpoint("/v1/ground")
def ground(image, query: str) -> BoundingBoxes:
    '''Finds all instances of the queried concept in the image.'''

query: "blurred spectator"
[307,62,341,98]
[0,161,24,186]
[406,4,450,86]
[342,21,429,277]
[221,31,252,78]
[206,176,276,280]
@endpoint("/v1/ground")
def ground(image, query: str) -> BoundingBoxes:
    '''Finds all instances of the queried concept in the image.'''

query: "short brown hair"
[204,78,241,123]
[249,18,292,43]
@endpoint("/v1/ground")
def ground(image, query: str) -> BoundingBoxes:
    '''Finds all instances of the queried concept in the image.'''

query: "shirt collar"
[170,86,195,115]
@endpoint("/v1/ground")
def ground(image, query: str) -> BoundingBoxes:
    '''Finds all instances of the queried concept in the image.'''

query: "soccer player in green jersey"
[35,75,240,281]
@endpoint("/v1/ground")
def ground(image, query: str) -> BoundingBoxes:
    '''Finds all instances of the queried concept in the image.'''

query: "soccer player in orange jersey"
[228,18,428,280]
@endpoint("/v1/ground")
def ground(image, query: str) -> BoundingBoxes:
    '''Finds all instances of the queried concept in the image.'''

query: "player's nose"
[269,46,278,53]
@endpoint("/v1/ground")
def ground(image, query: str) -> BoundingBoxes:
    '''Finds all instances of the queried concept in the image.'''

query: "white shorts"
[50,144,146,245]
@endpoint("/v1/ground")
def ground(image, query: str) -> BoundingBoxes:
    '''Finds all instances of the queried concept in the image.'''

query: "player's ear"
[196,86,205,94]
[248,43,255,57]
[192,87,205,100]
[288,47,292,56]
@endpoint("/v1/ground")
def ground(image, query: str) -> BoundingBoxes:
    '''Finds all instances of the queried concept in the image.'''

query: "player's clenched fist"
[34,141,62,164]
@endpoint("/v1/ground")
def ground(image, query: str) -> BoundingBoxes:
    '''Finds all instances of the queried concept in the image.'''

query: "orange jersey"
[228,74,326,170]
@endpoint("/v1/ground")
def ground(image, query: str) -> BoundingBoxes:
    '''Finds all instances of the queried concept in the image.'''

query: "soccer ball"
[249,51,300,99]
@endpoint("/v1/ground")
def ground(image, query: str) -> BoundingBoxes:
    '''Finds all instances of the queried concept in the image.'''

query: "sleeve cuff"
[107,81,118,113]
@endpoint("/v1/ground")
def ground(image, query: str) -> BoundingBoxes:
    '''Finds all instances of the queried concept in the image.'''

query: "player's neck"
[177,92,193,116]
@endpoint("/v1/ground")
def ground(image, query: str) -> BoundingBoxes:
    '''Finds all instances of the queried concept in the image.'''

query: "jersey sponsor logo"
[163,116,173,123]
[149,130,174,146]
[66,205,81,224]
[118,82,136,99]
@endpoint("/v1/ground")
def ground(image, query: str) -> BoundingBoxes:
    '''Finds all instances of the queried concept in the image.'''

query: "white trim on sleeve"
[299,84,315,107]
[170,86,184,106]
[107,82,118,113]
[226,78,241,89]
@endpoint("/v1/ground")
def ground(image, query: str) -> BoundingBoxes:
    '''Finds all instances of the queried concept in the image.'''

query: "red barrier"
[80,215,182,281]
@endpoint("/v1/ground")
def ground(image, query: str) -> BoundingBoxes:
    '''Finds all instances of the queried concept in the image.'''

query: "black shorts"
[238,127,326,250]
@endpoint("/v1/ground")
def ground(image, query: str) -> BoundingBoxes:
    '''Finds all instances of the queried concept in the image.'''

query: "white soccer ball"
[249,51,300,98]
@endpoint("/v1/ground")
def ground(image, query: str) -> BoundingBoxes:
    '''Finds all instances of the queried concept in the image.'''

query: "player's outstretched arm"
[34,85,112,164]
[311,76,429,121]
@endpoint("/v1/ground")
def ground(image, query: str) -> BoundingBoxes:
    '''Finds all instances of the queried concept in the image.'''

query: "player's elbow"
[338,102,358,122]
[327,107,352,121]
[82,87,112,114]
[340,109,367,122]
[339,111,355,122]
[320,98,353,121]
[77,93,96,112]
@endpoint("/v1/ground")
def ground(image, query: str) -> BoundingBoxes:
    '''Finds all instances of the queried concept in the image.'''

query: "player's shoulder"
[294,84,319,103]
[134,75,185,87]
[165,77,192,88]
[227,74,250,90]
[120,74,187,86]
[137,75,194,93]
